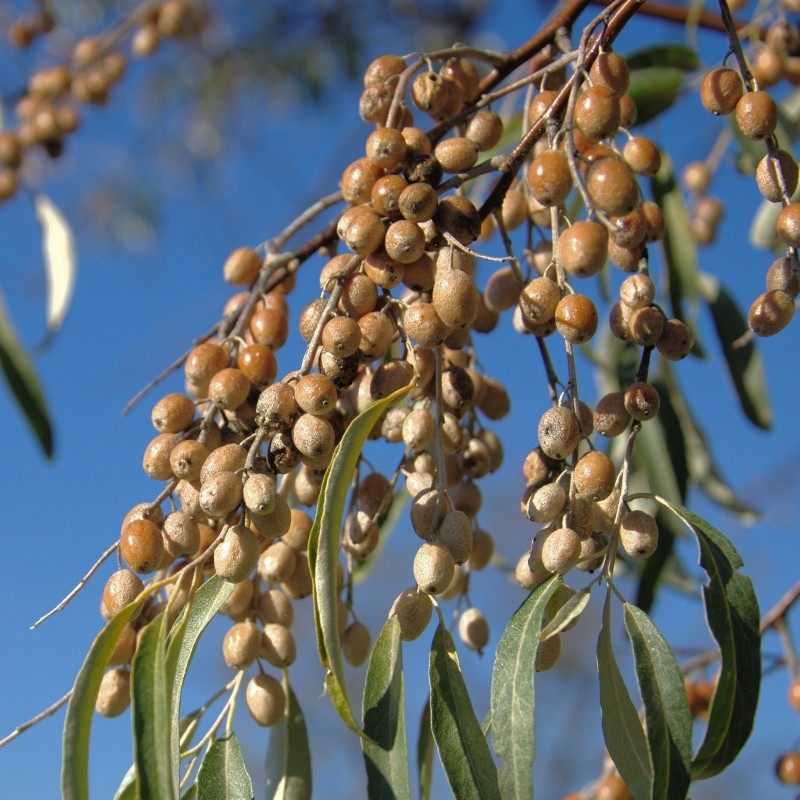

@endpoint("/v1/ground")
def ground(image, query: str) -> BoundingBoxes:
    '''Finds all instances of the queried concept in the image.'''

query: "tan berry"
[700,67,743,115]
[246,674,285,727]
[538,406,580,460]
[214,524,260,583]
[619,509,659,558]
[527,149,572,207]
[756,150,799,202]
[623,381,660,421]
[389,588,433,641]
[458,607,489,652]
[554,294,598,343]
[748,289,795,336]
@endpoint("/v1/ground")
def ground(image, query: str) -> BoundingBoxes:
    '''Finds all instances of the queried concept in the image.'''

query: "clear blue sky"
[0,1,798,798]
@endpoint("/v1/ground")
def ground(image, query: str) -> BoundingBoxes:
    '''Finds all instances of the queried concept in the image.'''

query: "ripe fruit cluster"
[697,60,798,337]
[8,11,774,795]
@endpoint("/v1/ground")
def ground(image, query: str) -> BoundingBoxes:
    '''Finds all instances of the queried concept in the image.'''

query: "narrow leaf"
[597,591,653,799]
[132,613,174,800]
[168,575,234,790]
[62,598,146,799]
[430,623,501,800]
[650,498,761,779]
[539,585,591,642]
[698,273,772,429]
[196,732,254,800]
[626,44,700,71]
[651,156,699,323]
[363,617,411,800]
[265,674,312,800]
[416,699,434,800]
[624,604,692,800]
[112,765,137,800]
[308,380,413,737]
[34,193,77,345]
[660,363,758,521]
[0,290,52,457]
[627,67,685,125]
[491,576,559,800]
[633,411,684,504]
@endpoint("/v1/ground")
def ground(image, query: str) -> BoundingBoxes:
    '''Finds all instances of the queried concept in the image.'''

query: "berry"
[143,432,180,480]
[619,509,659,558]
[520,277,561,325]
[756,150,799,203]
[151,392,195,433]
[162,510,201,557]
[700,67,743,115]
[789,677,800,712]
[237,343,277,387]
[342,622,372,667]
[465,110,503,150]
[619,273,655,309]
[623,381,660,421]
[260,623,297,668]
[95,668,131,717]
[527,149,572,207]
[776,751,800,785]
[414,542,455,594]
[776,203,800,247]
[735,90,778,140]
[573,451,616,500]
[766,255,800,298]
[120,519,164,574]
[223,247,261,286]
[389,588,433,641]
[371,174,408,218]
[222,620,261,670]
[748,290,795,336]
[214,525,260,583]
[365,127,407,170]
[208,368,250,410]
[384,219,425,264]
[535,633,561,671]
[432,269,479,328]
[199,471,243,518]
[554,293,598,343]
[538,406,580,460]
[294,373,337,416]
[628,305,665,347]
[623,136,661,176]
[656,318,693,360]
[246,674,286,727]
[458,607,490,652]
[340,158,383,205]
[559,220,608,278]
[586,158,640,216]
[590,52,630,96]
[102,570,145,617]
[681,161,711,194]
[434,136,480,173]
[574,85,621,141]
[434,195,481,244]
[526,482,567,523]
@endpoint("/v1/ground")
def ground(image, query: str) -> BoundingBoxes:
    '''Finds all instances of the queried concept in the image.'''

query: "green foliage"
[490,576,559,800]
[363,617,411,800]
[429,621,500,800]
[196,733,253,800]
[264,675,312,800]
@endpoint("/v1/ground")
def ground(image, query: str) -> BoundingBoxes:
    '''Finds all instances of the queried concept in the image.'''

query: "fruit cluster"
[78,0,800,726]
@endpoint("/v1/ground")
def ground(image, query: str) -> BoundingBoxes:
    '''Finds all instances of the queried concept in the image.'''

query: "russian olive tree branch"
[267,190,344,253]
[479,0,646,220]
[180,671,245,760]
[534,335,562,404]
[30,541,118,629]
[603,421,641,579]
[589,0,755,36]
[761,579,800,633]
[0,690,72,749]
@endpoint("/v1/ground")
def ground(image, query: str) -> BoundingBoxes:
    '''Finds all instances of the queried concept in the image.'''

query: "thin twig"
[31,542,118,629]
[0,690,71,749]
